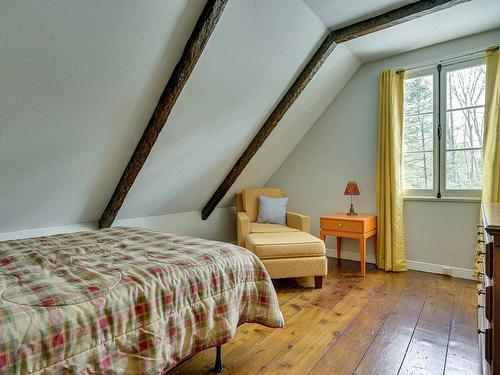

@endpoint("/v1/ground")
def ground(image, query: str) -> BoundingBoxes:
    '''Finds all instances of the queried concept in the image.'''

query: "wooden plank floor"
[168,259,479,375]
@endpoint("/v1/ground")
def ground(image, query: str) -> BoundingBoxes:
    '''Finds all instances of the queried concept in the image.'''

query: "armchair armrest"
[236,212,250,247]
[286,211,311,233]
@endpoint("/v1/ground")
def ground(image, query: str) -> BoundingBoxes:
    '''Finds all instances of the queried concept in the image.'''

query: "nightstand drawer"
[320,218,363,233]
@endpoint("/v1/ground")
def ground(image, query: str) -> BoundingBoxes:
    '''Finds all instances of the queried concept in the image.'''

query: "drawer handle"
[478,289,486,295]
[478,329,485,334]
[338,223,343,227]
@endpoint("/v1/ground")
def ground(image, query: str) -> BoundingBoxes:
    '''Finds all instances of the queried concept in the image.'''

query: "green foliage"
[403,64,486,191]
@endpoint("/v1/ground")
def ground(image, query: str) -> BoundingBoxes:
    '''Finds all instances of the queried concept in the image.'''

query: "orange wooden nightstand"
[319,213,377,276]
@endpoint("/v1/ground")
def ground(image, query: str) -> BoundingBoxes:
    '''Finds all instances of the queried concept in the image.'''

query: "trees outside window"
[403,59,485,198]
[404,75,434,190]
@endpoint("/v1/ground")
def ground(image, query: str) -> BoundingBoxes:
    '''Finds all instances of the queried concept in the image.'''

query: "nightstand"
[319,213,377,276]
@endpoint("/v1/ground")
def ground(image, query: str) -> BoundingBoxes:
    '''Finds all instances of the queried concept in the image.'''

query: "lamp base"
[346,203,358,216]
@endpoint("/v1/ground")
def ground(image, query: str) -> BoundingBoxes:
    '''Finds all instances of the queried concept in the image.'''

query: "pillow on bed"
[257,195,288,225]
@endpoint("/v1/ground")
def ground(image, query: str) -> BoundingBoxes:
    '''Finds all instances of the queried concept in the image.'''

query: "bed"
[0,226,284,374]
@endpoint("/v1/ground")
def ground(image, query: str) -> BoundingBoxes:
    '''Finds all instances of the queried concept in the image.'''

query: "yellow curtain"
[474,48,500,278]
[483,48,500,203]
[376,69,407,272]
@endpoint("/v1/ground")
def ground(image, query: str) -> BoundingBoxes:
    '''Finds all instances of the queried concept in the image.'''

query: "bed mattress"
[0,227,284,374]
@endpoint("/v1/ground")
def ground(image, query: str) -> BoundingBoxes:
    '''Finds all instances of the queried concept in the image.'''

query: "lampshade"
[344,181,360,196]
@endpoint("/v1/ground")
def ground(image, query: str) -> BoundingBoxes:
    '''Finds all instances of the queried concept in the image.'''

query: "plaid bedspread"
[0,227,284,374]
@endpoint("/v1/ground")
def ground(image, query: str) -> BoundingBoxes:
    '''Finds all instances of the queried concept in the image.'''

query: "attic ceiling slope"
[224,44,361,207]
[201,31,338,220]
[346,0,500,61]
[303,0,416,29]
[0,1,205,233]
[99,0,229,228]
[118,0,328,220]
[305,0,500,62]
[202,0,470,219]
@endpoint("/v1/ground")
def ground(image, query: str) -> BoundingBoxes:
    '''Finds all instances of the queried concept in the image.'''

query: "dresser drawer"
[486,285,493,322]
[485,242,493,279]
[485,328,493,365]
[320,218,364,233]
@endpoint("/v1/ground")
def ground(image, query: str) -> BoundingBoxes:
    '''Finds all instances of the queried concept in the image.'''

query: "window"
[403,59,486,198]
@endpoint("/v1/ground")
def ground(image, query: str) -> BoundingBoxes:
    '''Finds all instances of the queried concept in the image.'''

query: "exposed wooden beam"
[99,0,229,228]
[201,0,470,220]
[330,0,470,43]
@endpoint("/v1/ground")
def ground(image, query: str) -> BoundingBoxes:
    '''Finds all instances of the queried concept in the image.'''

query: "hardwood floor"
[169,259,479,375]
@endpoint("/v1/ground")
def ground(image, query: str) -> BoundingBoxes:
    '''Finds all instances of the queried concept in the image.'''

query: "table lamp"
[344,181,360,215]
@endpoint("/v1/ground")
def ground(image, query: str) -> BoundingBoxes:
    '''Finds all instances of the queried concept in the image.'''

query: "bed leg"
[214,345,223,373]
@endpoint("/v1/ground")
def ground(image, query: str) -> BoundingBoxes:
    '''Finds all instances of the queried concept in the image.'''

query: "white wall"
[267,29,500,278]
[115,208,236,243]
[0,207,236,243]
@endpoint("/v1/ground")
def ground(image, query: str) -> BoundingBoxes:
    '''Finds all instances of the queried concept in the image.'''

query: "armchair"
[235,188,327,288]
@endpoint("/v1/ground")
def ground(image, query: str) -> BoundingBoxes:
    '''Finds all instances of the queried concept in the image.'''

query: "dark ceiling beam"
[330,0,469,43]
[99,0,229,228]
[201,0,470,220]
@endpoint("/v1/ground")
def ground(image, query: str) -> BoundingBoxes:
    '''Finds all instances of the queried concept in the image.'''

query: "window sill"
[404,196,481,203]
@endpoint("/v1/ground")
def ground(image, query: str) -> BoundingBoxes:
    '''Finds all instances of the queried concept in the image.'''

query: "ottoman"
[245,231,328,288]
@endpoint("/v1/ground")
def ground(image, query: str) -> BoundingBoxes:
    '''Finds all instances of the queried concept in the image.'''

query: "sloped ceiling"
[0,0,360,232]
[2,0,498,233]
[304,0,500,61]
[120,2,361,217]
[303,0,416,29]
[0,0,206,231]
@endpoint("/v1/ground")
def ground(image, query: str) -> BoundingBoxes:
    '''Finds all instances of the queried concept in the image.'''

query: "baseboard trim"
[326,248,474,280]
[325,249,377,264]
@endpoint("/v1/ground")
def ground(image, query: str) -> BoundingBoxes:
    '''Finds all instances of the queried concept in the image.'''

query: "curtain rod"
[396,44,499,74]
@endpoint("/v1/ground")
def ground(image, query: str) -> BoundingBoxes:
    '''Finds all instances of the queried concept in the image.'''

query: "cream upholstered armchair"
[236,188,327,288]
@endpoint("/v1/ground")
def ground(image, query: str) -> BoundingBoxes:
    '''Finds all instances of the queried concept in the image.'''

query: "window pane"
[404,151,433,190]
[404,75,433,115]
[446,64,486,110]
[446,149,483,190]
[403,74,434,191]
[446,108,484,149]
[404,114,433,152]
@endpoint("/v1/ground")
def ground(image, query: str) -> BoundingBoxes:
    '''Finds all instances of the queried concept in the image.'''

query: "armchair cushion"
[245,232,325,259]
[249,223,299,233]
[242,188,283,222]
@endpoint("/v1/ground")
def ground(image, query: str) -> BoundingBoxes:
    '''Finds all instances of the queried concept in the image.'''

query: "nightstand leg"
[359,237,366,276]
[336,237,342,259]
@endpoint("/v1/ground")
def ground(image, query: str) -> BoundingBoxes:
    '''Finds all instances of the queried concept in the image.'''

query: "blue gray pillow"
[257,195,288,225]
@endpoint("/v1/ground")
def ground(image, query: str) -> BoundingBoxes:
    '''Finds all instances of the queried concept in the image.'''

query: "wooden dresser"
[480,203,500,374]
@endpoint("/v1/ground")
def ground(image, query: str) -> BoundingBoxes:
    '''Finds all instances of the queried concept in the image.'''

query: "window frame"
[403,57,485,199]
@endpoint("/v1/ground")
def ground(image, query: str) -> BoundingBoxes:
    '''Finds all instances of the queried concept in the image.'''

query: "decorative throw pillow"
[257,195,288,225]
